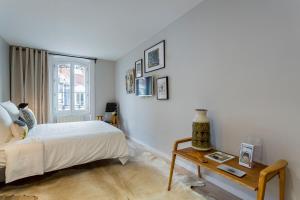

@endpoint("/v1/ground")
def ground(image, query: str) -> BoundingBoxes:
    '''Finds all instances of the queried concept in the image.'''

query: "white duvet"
[2,121,129,183]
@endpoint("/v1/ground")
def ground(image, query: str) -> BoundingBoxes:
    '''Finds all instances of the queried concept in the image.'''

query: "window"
[53,60,90,114]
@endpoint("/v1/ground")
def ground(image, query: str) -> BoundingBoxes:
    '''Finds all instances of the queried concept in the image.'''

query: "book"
[205,152,235,163]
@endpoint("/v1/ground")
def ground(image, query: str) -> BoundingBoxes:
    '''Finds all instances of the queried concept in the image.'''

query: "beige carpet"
[0,143,206,200]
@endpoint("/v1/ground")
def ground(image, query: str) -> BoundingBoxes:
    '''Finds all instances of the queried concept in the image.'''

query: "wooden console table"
[167,137,288,200]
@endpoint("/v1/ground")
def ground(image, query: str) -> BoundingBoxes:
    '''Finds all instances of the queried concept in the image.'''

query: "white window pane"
[74,65,86,93]
[57,64,71,111]
[74,92,86,110]
[73,64,87,111]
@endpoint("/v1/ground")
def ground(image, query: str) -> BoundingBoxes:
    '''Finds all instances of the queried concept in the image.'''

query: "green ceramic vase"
[192,109,212,151]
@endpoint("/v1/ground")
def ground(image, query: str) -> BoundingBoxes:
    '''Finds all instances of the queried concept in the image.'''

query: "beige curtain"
[10,46,49,124]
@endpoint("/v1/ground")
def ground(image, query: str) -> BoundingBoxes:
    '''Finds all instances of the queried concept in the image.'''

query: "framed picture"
[157,76,168,100]
[125,68,135,94]
[144,40,165,73]
[239,143,254,168]
[135,59,143,78]
[136,76,154,97]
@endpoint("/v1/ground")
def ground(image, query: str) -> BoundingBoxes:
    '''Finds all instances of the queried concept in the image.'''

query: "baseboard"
[127,135,255,200]
[128,136,171,161]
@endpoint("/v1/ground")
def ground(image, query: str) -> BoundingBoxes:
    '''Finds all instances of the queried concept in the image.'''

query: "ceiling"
[0,0,202,60]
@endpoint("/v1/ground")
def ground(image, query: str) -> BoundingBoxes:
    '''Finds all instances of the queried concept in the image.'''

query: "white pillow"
[0,106,13,144]
[0,101,20,121]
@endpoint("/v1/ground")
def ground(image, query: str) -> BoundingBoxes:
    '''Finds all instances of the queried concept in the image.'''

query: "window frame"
[52,58,91,116]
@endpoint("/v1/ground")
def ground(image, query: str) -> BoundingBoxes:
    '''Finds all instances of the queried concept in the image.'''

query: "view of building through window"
[58,64,71,111]
[74,65,86,110]
[57,63,88,112]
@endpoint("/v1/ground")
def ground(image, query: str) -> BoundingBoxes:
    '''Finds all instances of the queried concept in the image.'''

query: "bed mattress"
[29,121,128,172]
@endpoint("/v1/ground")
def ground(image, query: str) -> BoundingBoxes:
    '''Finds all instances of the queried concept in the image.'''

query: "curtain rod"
[48,52,97,62]
[12,46,98,62]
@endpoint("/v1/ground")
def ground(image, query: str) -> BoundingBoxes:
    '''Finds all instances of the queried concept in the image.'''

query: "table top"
[174,147,267,191]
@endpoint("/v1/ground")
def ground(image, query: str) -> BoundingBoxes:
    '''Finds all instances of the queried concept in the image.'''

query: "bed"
[0,120,128,183]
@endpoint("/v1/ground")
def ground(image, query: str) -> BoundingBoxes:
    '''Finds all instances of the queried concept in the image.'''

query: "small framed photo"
[135,59,143,78]
[157,76,168,100]
[125,68,135,94]
[239,143,254,168]
[144,40,165,73]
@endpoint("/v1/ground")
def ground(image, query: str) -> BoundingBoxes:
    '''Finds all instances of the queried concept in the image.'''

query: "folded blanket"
[4,138,44,183]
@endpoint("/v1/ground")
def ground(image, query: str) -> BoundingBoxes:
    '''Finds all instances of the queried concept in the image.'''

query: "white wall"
[95,59,116,115]
[0,36,10,102]
[115,0,300,199]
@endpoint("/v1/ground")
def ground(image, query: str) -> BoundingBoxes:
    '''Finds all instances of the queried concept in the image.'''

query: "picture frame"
[135,59,143,78]
[144,40,165,73]
[157,76,169,100]
[135,76,154,97]
[125,68,135,94]
[239,143,254,168]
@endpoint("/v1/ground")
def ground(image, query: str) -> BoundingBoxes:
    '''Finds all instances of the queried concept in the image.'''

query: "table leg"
[197,165,202,178]
[167,153,177,191]
[279,169,286,200]
[257,180,267,200]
